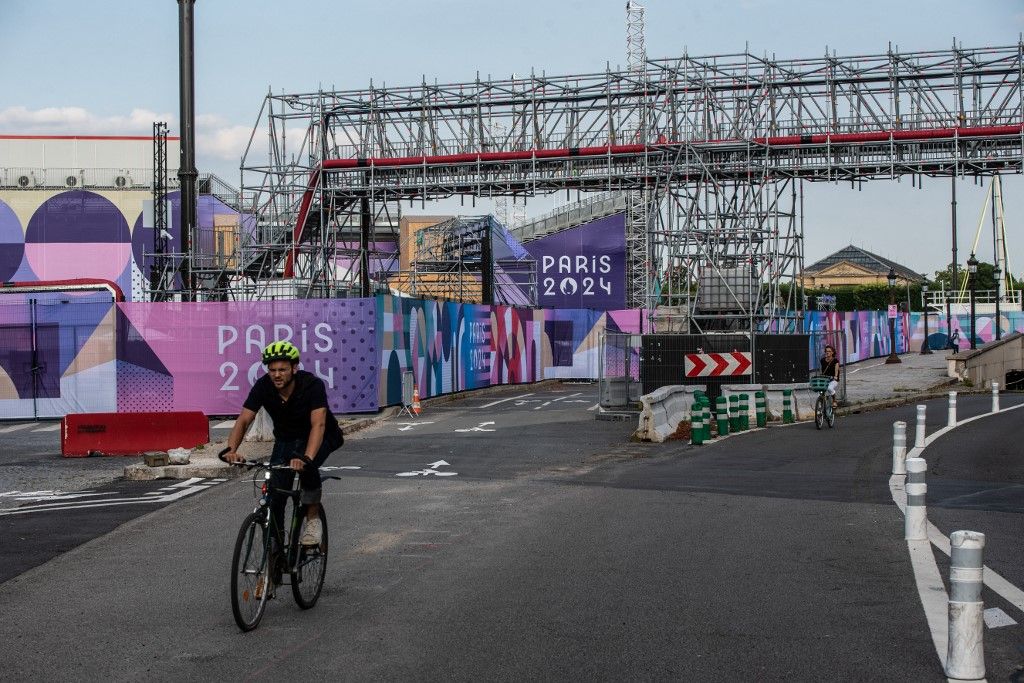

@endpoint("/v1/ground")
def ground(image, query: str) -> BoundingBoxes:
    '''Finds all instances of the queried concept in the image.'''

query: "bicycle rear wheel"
[814,394,825,430]
[291,506,329,609]
[231,512,271,631]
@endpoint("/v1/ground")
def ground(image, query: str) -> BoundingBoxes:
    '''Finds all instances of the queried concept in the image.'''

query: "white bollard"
[945,530,986,680]
[991,381,999,413]
[915,404,927,449]
[892,421,907,475]
[948,391,957,427]
[904,457,928,541]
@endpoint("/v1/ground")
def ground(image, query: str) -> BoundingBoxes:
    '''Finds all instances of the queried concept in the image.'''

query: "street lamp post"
[921,283,933,354]
[886,267,902,364]
[967,253,978,350]
[993,265,1002,341]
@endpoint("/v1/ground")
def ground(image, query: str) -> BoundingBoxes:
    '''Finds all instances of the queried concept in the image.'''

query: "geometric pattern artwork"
[376,295,645,407]
[24,191,133,298]
[0,290,117,418]
[0,199,24,282]
[8,290,1024,420]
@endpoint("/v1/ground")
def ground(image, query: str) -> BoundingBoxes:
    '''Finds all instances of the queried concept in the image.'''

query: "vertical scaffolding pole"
[177,0,198,301]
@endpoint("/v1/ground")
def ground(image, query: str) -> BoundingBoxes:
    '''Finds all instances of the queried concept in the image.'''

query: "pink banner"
[117,299,378,415]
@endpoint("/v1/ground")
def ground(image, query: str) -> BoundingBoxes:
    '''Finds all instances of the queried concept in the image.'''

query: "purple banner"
[524,213,626,310]
[116,299,379,415]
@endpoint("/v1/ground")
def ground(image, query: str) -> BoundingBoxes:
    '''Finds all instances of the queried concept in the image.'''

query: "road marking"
[0,490,103,502]
[587,403,600,411]
[213,420,236,429]
[889,401,1024,673]
[396,460,457,477]
[397,421,434,432]
[320,465,361,471]
[478,394,533,408]
[454,421,495,432]
[534,392,583,410]
[168,477,205,488]
[984,608,1017,628]
[33,424,61,432]
[0,423,35,434]
[0,479,216,516]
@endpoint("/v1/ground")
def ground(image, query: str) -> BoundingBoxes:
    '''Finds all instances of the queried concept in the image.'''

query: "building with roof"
[802,245,926,288]
[0,134,248,302]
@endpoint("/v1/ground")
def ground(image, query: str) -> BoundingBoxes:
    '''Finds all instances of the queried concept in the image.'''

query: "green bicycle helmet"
[262,340,300,365]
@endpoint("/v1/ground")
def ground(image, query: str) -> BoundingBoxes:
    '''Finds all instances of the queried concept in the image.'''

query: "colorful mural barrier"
[376,295,644,407]
[0,290,117,419]
[5,294,1024,420]
[116,298,378,415]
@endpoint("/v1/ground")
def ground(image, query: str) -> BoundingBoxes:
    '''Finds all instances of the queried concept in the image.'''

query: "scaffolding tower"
[224,41,1024,326]
[387,215,537,305]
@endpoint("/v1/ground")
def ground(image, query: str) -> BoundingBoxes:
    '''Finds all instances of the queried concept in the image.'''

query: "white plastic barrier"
[634,385,707,443]
[761,383,817,421]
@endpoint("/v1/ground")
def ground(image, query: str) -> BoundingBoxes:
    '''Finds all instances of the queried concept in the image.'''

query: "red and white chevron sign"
[684,352,752,378]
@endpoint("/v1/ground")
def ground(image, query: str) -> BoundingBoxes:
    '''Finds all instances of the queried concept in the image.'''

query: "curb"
[123,405,402,481]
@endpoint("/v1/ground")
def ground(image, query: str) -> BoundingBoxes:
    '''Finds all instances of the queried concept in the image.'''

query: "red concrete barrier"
[61,412,209,457]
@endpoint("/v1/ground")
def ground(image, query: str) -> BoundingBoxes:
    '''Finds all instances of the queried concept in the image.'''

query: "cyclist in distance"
[223,340,343,546]
[820,344,841,408]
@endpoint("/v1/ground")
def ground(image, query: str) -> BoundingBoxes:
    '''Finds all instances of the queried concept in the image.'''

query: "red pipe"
[283,167,321,278]
[282,123,1023,276]
[2,278,125,302]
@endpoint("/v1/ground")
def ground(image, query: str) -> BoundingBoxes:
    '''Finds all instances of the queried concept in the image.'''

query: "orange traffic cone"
[412,386,421,416]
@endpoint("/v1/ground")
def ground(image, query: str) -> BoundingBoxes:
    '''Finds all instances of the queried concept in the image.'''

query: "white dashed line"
[478,394,534,408]
[983,608,1017,628]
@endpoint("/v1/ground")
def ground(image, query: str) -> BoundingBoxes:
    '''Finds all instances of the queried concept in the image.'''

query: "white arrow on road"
[454,421,495,433]
[398,421,434,432]
[396,459,458,477]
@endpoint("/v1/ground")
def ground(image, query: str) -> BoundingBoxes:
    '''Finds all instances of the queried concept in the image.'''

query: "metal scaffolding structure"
[386,215,537,305]
[224,41,1024,324]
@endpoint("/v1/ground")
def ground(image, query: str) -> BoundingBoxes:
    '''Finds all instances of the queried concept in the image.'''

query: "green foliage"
[932,260,1022,292]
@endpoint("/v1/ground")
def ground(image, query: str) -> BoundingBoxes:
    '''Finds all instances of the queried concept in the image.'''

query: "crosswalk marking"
[0,477,223,517]
[0,423,34,434]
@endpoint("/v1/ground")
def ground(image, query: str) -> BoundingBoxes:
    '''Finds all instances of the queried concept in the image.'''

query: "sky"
[1,0,1023,278]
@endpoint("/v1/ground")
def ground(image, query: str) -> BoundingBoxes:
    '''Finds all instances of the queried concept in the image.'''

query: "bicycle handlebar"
[217,447,293,470]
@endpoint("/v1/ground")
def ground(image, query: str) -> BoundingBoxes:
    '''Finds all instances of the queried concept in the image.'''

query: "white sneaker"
[300,517,322,546]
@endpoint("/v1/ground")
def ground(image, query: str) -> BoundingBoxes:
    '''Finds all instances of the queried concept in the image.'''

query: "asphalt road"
[0,387,1020,680]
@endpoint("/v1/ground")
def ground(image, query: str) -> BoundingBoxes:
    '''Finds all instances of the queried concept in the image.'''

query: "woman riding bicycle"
[820,344,841,408]
[223,340,343,546]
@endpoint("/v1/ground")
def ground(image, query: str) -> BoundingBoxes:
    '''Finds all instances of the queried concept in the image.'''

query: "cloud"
[197,123,263,162]
[0,106,175,135]
[0,105,270,176]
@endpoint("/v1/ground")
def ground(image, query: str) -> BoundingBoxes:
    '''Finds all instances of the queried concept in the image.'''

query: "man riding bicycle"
[223,340,343,546]
[820,344,841,408]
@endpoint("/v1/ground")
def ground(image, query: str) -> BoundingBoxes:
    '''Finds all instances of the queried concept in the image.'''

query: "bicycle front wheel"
[814,394,825,430]
[292,506,329,609]
[231,511,271,631]
[826,399,836,428]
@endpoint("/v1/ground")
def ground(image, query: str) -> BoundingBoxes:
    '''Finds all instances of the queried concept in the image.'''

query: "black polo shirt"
[243,370,342,442]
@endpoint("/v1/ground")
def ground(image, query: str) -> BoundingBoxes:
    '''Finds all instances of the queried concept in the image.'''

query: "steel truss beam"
[236,42,1024,308]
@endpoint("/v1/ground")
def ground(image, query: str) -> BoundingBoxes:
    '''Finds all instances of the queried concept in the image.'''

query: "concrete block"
[634,385,706,443]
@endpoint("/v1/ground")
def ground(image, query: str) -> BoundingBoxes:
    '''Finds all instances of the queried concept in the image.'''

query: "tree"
[932,260,1021,292]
